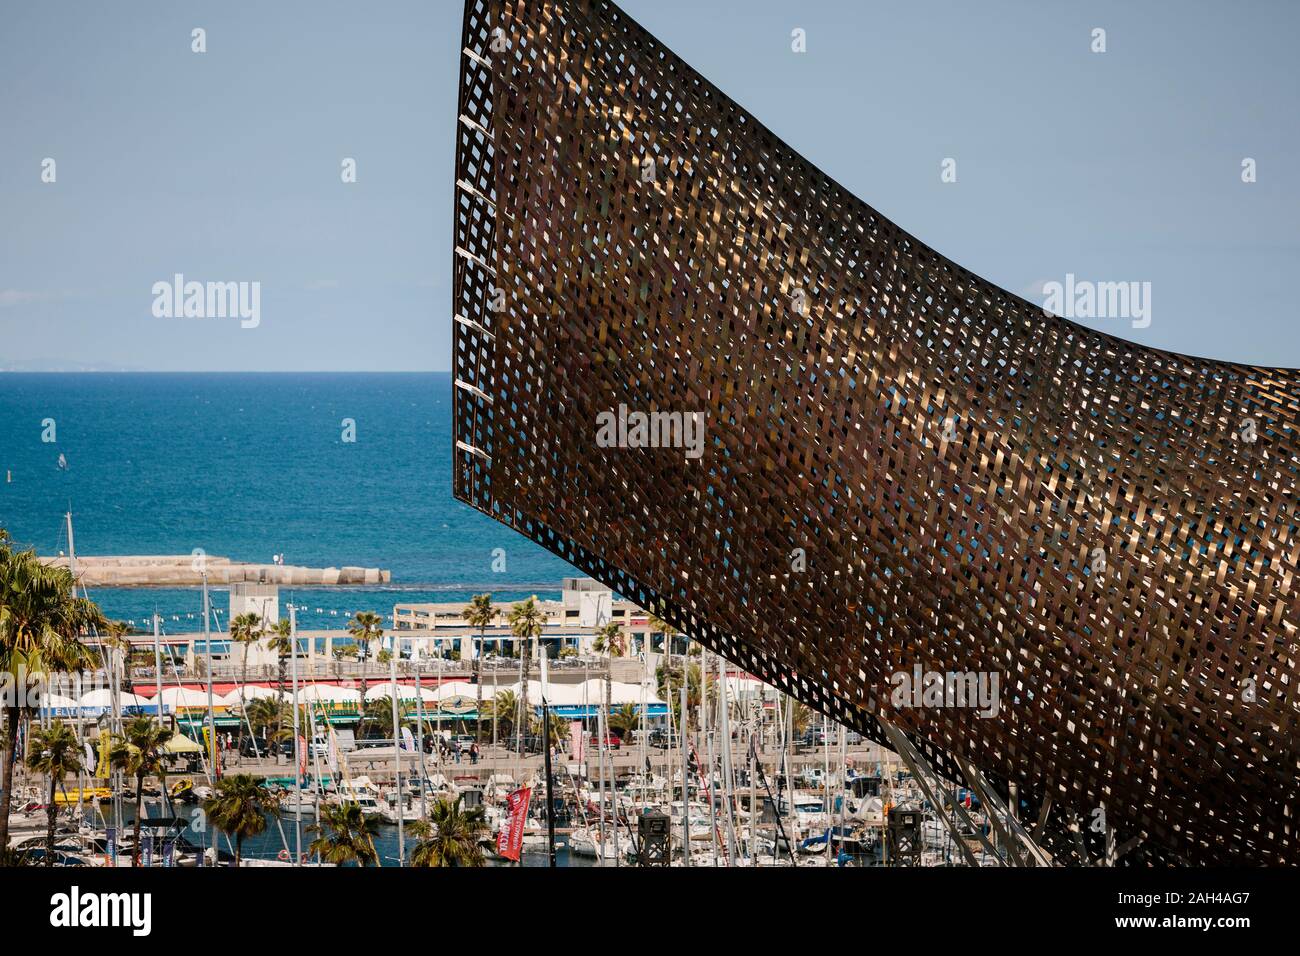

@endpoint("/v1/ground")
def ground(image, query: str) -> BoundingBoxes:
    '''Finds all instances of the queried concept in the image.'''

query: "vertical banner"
[105,827,117,866]
[95,730,112,779]
[162,837,176,868]
[401,726,415,752]
[142,834,154,867]
[298,734,308,777]
[569,721,584,764]
[497,786,533,862]
[202,725,223,778]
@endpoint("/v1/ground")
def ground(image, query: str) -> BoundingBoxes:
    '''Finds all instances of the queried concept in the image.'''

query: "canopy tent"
[610,681,666,706]
[430,680,475,701]
[160,686,214,708]
[163,734,204,754]
[36,693,82,718]
[474,679,664,711]
[550,703,670,718]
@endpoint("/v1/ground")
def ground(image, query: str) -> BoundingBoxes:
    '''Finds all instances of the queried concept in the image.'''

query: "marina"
[4,521,1004,869]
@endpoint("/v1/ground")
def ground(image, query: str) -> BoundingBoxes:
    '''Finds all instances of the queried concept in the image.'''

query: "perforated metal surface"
[452,0,1299,865]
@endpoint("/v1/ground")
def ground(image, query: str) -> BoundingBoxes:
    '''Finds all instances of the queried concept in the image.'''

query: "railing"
[134,654,618,683]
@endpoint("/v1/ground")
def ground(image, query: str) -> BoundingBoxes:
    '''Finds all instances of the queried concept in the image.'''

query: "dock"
[40,554,391,587]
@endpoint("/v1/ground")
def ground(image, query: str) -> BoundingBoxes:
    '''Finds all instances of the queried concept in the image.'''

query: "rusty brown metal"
[452,0,1298,864]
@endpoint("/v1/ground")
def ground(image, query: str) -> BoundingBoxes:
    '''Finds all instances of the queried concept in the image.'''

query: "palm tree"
[507,598,545,751]
[647,612,677,657]
[25,721,82,866]
[407,796,489,867]
[362,695,403,740]
[0,533,104,853]
[659,659,715,732]
[348,611,384,734]
[101,619,133,671]
[265,619,293,746]
[531,710,568,749]
[592,621,624,730]
[244,697,290,743]
[483,690,518,743]
[461,594,494,744]
[609,702,640,742]
[202,773,278,867]
[309,801,379,866]
[109,715,174,866]
[266,618,292,689]
[229,612,263,750]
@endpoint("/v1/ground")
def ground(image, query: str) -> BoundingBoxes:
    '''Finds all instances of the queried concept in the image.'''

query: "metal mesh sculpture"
[452,0,1298,865]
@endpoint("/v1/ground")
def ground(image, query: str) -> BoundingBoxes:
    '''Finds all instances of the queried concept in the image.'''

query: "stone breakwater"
[41,554,391,587]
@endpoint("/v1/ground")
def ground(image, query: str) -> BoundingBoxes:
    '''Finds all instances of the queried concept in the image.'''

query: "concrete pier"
[41,554,391,587]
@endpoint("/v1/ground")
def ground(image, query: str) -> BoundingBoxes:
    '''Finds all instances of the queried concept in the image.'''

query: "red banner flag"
[298,735,308,777]
[497,786,533,862]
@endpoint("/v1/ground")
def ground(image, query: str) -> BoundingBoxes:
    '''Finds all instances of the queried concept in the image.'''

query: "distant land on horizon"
[0,358,148,372]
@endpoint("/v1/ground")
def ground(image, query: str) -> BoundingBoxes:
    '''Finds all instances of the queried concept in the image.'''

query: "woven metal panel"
[452,0,1298,865]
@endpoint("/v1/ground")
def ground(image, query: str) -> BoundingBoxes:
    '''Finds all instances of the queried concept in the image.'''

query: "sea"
[0,372,576,630]
[2,372,603,865]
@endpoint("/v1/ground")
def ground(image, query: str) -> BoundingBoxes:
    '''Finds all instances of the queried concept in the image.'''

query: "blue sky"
[1,0,1296,370]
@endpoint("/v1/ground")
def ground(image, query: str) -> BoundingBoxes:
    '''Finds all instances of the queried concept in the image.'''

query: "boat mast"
[391,647,404,865]
[717,653,739,861]
[823,716,832,864]
[679,682,689,865]
[838,720,848,861]
[415,661,426,821]
[701,649,719,865]
[153,613,164,731]
[203,570,216,781]
[290,603,302,865]
[601,700,619,866]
